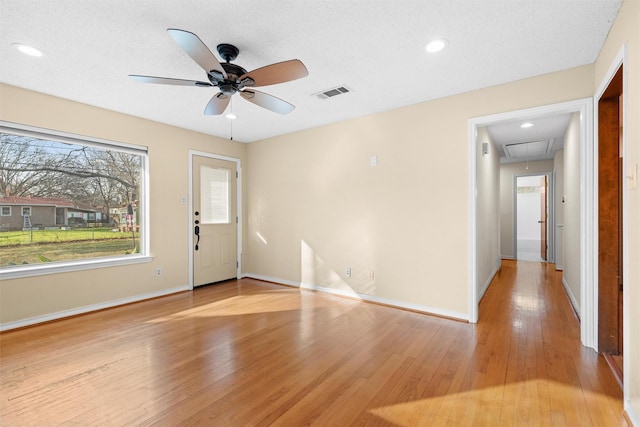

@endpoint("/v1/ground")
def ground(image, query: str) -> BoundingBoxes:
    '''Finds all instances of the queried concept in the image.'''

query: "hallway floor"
[477,260,626,425]
[517,239,545,262]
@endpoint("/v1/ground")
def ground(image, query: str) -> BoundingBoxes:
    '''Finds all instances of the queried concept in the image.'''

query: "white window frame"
[21,206,32,216]
[0,206,11,216]
[0,121,152,280]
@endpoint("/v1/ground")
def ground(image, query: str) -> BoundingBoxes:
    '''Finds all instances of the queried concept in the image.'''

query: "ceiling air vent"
[315,86,351,100]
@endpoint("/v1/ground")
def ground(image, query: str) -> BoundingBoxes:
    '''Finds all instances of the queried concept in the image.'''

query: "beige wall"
[593,0,640,420]
[246,65,594,319]
[476,127,500,299]
[0,84,246,325]
[561,112,581,312]
[499,160,554,259]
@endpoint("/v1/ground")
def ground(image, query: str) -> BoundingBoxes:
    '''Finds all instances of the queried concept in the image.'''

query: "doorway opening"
[597,64,623,387]
[515,174,548,262]
[468,98,593,330]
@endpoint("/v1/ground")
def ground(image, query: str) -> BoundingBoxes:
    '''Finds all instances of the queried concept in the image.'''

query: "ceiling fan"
[129,28,308,115]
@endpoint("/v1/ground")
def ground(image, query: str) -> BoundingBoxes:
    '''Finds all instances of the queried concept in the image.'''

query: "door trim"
[468,98,593,329]
[512,172,552,262]
[188,150,242,290]
[594,44,628,401]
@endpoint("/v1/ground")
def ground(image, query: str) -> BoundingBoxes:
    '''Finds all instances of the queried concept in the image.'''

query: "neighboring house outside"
[109,201,140,231]
[0,196,100,230]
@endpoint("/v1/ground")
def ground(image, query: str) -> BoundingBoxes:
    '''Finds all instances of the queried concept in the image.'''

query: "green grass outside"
[0,228,133,246]
[0,228,139,267]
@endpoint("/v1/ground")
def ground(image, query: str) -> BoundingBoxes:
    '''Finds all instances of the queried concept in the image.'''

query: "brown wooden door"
[539,175,547,261]
[598,65,623,356]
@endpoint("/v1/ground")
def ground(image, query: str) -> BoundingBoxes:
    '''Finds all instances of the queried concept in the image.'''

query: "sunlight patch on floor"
[145,293,330,323]
[367,379,608,426]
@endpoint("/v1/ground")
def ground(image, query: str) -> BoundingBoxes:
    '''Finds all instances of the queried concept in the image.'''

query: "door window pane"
[200,165,230,224]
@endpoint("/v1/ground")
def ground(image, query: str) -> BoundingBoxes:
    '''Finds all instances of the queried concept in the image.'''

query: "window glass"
[0,125,147,270]
[200,165,230,224]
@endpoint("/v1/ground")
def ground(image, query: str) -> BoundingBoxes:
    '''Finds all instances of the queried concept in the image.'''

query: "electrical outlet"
[155,268,162,276]
[345,266,351,278]
[368,270,374,280]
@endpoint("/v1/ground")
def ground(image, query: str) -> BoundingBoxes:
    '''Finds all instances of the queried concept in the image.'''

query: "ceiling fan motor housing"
[218,83,236,96]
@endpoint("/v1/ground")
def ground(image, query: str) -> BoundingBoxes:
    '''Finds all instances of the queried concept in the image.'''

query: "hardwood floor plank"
[0,264,627,426]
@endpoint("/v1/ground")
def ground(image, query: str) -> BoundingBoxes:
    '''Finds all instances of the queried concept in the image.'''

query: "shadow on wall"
[300,240,376,298]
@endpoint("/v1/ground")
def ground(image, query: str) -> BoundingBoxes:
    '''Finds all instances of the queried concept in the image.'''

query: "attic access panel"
[504,140,551,158]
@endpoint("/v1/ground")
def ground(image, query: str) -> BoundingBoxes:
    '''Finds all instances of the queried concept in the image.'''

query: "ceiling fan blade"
[204,93,231,115]
[167,28,227,79]
[240,59,308,87]
[240,90,295,114]
[129,75,212,87]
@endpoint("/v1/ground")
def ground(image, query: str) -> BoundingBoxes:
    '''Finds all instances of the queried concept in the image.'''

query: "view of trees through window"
[0,129,145,269]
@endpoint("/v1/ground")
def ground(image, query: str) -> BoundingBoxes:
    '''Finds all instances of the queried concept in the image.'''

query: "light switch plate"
[628,164,637,190]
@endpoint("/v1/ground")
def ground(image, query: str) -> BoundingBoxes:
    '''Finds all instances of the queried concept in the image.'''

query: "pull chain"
[230,98,234,141]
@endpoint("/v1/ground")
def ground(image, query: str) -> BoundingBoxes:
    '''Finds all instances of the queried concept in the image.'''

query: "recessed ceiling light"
[225,113,237,120]
[425,39,448,53]
[521,122,534,128]
[12,43,44,57]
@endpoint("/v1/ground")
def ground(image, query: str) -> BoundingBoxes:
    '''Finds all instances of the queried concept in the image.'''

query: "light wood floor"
[0,261,627,426]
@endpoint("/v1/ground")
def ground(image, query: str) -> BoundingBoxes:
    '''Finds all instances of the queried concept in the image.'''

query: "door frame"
[468,98,593,335]
[188,150,242,290]
[512,172,552,262]
[594,46,629,397]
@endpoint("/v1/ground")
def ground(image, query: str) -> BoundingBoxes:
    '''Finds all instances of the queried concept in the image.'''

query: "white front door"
[192,155,237,287]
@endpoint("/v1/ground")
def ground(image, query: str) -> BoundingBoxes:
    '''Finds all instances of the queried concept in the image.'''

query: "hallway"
[0,261,627,425]
[477,260,625,425]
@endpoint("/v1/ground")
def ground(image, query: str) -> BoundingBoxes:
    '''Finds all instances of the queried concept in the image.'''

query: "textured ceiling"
[0,0,621,144]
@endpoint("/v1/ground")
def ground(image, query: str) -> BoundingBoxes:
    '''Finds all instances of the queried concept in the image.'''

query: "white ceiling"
[0,0,621,144]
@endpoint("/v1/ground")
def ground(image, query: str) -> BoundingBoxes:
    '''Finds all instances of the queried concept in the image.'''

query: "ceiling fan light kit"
[129,28,308,116]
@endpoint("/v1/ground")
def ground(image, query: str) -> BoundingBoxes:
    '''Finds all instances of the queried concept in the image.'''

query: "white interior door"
[516,175,546,262]
[192,155,237,287]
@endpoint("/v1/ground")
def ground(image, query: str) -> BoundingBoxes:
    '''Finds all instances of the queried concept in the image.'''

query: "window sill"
[0,255,153,280]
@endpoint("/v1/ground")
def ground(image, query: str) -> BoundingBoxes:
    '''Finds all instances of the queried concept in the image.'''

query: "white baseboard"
[242,273,301,288]
[478,262,501,303]
[243,273,468,321]
[625,399,640,427]
[561,277,581,319]
[0,285,189,332]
